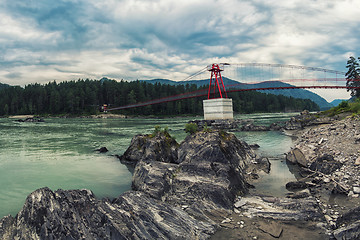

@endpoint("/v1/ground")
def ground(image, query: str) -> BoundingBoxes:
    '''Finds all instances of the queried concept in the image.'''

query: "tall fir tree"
[345,56,360,98]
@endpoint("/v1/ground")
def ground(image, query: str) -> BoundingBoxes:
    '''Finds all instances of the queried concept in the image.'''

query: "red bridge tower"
[204,63,233,120]
[207,63,228,99]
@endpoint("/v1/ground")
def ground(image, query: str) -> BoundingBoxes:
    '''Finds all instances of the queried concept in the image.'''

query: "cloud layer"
[1,0,360,100]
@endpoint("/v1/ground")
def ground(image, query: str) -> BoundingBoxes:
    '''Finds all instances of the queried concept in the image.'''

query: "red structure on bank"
[207,63,228,99]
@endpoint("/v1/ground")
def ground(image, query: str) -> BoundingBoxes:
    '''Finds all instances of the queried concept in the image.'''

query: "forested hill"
[0,79,319,116]
[141,78,332,110]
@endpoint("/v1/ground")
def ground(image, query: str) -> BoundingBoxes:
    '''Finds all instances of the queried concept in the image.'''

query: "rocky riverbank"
[189,110,338,132]
[283,115,360,239]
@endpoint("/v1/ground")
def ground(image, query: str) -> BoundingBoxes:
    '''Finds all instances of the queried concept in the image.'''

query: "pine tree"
[345,56,360,98]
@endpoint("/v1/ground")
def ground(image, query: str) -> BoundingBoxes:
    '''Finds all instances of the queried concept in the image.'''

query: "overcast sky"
[1,0,360,101]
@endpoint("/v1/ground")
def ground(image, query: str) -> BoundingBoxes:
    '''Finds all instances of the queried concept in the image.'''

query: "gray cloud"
[0,0,360,101]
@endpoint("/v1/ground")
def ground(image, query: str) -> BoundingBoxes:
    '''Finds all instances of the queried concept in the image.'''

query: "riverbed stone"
[355,157,360,166]
[255,157,271,174]
[333,221,360,240]
[258,221,283,238]
[286,189,310,199]
[353,187,360,194]
[286,148,308,167]
[240,195,323,222]
[234,198,247,208]
[95,146,108,153]
[285,181,310,191]
[309,154,342,174]
[241,123,270,131]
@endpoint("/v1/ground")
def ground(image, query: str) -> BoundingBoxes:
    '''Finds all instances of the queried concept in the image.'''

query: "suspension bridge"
[107,63,357,111]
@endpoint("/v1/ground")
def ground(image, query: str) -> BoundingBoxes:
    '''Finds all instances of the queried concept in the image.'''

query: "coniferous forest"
[0,78,319,116]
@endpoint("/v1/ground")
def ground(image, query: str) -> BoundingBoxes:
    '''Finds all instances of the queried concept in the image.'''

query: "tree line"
[0,78,319,116]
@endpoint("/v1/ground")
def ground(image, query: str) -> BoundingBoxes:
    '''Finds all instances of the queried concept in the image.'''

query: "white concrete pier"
[203,98,233,120]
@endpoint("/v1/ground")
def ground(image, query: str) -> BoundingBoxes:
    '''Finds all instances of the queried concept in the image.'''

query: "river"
[0,113,298,218]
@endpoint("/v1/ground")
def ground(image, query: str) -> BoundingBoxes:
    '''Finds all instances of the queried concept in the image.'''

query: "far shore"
[4,111,302,120]
[8,115,35,119]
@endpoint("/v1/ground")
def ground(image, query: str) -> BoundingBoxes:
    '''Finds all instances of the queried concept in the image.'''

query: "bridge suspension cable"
[222,63,346,75]
[107,63,354,111]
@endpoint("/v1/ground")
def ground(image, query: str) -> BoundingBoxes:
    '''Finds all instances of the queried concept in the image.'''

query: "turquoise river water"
[0,113,298,218]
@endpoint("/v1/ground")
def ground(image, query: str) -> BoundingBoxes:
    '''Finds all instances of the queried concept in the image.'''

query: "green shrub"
[163,126,169,134]
[153,125,161,134]
[203,123,212,132]
[150,125,173,139]
[338,101,349,109]
[350,101,360,113]
[323,98,360,117]
[185,123,198,134]
[219,129,231,140]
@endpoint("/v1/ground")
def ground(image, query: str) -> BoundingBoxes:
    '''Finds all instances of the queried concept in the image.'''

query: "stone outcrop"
[15,117,44,123]
[188,119,240,130]
[119,132,179,164]
[95,146,108,153]
[241,123,270,131]
[0,188,215,240]
[132,130,255,210]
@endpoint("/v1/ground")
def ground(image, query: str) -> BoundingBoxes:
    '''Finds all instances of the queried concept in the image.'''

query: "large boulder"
[0,188,215,240]
[284,117,303,130]
[133,130,255,210]
[286,148,308,167]
[119,132,179,164]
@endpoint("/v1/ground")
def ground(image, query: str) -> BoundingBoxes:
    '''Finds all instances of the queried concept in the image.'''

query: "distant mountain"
[0,83,10,89]
[141,79,183,85]
[142,78,231,87]
[245,81,333,110]
[141,78,333,110]
[330,99,348,106]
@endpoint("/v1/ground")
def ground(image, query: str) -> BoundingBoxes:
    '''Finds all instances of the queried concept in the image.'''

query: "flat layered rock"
[0,188,216,240]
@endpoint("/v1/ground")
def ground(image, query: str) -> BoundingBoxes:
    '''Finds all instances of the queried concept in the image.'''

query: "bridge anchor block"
[203,98,233,120]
